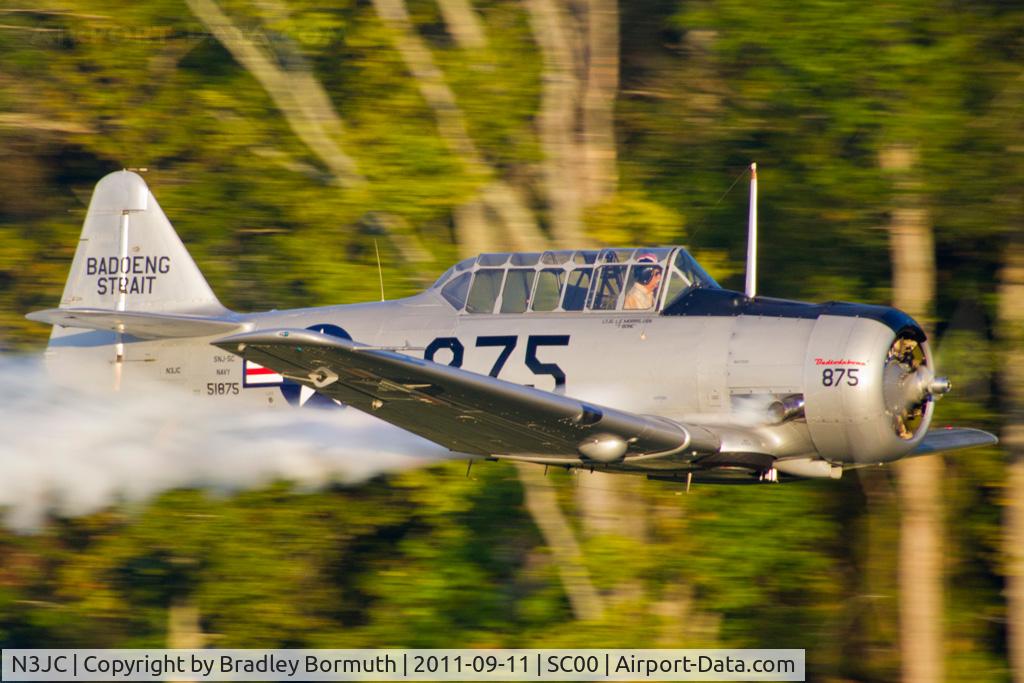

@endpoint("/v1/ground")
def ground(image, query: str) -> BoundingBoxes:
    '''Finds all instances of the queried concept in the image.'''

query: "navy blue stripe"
[661,288,925,340]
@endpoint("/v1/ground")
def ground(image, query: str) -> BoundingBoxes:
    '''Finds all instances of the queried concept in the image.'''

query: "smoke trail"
[0,356,455,532]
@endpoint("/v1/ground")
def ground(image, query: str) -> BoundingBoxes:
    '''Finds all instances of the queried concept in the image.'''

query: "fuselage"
[45,279,932,467]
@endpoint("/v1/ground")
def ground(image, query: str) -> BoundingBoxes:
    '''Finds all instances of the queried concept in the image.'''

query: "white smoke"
[0,356,455,532]
[672,396,782,430]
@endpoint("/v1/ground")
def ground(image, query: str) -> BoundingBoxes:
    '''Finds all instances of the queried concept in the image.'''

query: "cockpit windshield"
[429,247,718,313]
[661,248,719,307]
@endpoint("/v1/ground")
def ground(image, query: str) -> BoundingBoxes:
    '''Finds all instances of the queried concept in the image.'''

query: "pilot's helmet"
[634,253,663,285]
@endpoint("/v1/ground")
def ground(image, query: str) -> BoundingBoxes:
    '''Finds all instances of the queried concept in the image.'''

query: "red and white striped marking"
[243,360,283,386]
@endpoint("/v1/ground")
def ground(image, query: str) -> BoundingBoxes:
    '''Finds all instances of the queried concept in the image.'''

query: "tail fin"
[57,170,225,314]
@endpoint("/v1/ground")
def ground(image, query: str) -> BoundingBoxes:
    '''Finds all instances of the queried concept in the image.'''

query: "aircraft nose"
[884,362,935,414]
[804,307,937,462]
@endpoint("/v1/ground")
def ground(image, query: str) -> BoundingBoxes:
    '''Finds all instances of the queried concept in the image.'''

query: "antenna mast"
[374,240,385,301]
[745,162,758,298]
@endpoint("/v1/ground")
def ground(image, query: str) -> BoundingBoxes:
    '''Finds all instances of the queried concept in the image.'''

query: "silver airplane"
[27,171,997,484]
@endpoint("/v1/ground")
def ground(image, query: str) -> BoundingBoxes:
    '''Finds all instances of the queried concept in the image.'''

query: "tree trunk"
[525,0,585,247]
[526,0,620,246]
[480,182,548,251]
[580,0,619,206]
[186,0,363,188]
[998,236,1024,683]
[166,598,203,648]
[454,201,493,257]
[436,0,487,50]
[575,469,648,611]
[165,599,203,683]
[574,471,645,538]
[516,464,605,620]
[163,597,203,683]
[853,466,901,678]
[1008,429,1024,683]
[372,0,546,250]
[896,456,944,683]
[880,143,944,683]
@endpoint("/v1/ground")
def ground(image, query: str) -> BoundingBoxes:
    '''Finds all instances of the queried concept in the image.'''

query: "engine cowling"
[803,311,945,464]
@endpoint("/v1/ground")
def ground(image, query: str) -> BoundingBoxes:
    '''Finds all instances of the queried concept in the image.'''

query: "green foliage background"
[0,1,1019,680]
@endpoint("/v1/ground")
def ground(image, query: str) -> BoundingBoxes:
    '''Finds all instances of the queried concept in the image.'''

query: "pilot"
[624,254,663,310]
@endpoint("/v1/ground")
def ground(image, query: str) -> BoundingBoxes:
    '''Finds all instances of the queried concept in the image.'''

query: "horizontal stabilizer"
[27,307,249,339]
[909,427,998,457]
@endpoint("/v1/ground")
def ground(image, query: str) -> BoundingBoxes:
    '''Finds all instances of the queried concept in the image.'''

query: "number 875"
[822,367,859,387]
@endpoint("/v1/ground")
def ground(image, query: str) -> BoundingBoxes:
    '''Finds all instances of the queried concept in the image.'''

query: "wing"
[27,308,248,339]
[908,427,998,457]
[213,328,721,461]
